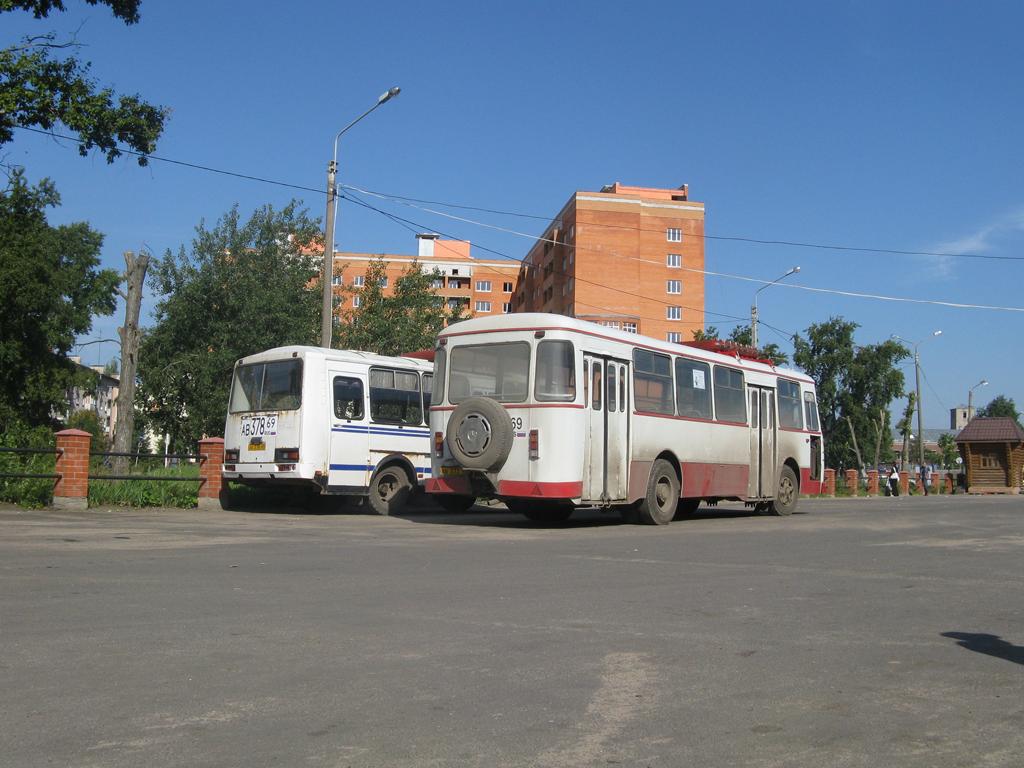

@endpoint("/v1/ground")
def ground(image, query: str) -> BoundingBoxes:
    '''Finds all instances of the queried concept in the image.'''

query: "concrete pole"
[750,303,759,349]
[915,349,925,473]
[319,160,337,348]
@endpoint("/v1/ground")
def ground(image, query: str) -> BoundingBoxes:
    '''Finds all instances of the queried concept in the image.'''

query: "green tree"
[1,0,167,164]
[691,325,719,342]
[937,433,959,469]
[977,394,1020,422]
[336,257,465,356]
[137,202,321,450]
[792,317,908,469]
[67,407,109,453]
[0,169,118,428]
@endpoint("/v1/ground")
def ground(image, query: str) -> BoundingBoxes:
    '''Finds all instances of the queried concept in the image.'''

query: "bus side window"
[619,366,626,412]
[606,363,616,412]
[333,376,364,421]
[422,374,432,421]
[583,360,589,406]
[592,362,602,411]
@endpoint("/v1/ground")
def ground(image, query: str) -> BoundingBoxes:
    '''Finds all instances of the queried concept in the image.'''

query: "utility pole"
[914,348,925,472]
[113,250,149,473]
[320,159,338,348]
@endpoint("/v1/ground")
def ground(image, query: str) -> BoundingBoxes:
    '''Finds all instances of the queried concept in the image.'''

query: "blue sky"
[6,0,1022,428]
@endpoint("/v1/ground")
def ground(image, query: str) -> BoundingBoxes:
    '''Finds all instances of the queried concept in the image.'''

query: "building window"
[352,295,361,308]
[331,275,342,286]
[666,306,681,320]
[569,224,575,240]
[503,302,512,313]
[476,280,492,292]
[667,332,681,343]
[431,278,444,289]
[353,275,365,287]
[379,277,388,288]
[667,280,681,294]
[666,228,682,242]
[667,253,681,268]
[569,250,574,265]
[475,300,492,312]
[503,281,513,292]
[623,322,637,333]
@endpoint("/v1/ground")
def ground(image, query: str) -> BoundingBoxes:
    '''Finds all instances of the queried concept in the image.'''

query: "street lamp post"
[892,330,942,473]
[751,266,800,350]
[967,379,988,420]
[320,86,401,349]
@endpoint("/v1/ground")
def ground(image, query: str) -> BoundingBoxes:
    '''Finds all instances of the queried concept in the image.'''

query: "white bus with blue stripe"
[223,345,436,515]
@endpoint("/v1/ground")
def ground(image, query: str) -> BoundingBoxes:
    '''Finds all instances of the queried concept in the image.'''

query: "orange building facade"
[331,234,521,317]
[513,182,705,342]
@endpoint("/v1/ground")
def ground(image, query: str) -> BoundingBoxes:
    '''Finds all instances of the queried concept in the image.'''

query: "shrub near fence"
[0,423,59,508]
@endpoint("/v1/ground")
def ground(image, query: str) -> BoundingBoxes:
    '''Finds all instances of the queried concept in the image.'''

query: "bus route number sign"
[241,414,277,438]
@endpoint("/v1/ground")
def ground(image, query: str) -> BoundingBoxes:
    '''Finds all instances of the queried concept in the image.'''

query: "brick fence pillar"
[945,473,954,494]
[54,429,91,510]
[198,437,226,511]
[823,468,836,497]
[867,470,879,496]
[899,471,910,496]
[845,469,859,496]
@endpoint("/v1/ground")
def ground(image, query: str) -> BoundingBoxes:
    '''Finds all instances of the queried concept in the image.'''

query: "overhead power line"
[18,125,1024,263]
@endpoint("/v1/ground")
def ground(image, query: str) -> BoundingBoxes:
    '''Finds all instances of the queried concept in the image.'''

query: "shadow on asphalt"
[224,485,765,529]
[941,632,1024,666]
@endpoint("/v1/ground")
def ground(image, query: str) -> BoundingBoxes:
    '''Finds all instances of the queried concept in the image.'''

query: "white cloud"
[926,206,1024,279]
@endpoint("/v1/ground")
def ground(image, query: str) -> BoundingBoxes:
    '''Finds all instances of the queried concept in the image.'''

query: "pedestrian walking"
[921,464,932,496]
[889,465,900,497]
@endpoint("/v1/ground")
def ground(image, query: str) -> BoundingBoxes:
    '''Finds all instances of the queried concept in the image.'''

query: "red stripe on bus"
[496,480,583,499]
[800,468,823,495]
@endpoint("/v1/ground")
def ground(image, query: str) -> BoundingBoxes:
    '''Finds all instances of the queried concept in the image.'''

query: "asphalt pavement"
[1,494,1022,767]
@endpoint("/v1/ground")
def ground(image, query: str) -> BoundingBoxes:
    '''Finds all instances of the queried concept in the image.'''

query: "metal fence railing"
[0,446,62,481]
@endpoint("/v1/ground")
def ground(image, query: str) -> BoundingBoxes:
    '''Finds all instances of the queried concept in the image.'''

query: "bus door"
[583,355,629,503]
[747,386,776,498]
[327,369,370,490]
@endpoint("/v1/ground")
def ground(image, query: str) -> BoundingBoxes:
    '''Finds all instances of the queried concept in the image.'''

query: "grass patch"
[88,464,201,508]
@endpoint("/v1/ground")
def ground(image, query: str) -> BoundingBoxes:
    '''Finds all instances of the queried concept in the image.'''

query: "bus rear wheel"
[367,465,412,516]
[635,459,679,525]
[767,466,799,516]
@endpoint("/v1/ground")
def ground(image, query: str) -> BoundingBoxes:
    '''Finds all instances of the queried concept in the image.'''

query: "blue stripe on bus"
[332,426,431,436]
[329,464,432,475]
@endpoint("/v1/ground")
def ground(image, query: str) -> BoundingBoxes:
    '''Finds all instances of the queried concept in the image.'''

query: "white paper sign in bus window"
[692,369,706,390]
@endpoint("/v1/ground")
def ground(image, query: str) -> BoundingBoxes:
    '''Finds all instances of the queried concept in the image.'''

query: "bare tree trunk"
[846,415,864,471]
[873,409,885,468]
[112,250,149,475]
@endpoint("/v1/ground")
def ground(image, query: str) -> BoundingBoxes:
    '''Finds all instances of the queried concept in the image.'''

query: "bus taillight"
[529,429,539,460]
[274,448,299,462]
[225,448,240,463]
[434,432,444,457]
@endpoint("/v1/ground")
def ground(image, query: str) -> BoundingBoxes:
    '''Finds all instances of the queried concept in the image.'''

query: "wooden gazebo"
[955,417,1024,494]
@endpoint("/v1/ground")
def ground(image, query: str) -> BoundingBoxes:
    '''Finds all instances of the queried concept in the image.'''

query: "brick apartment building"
[331,234,521,316]
[328,182,706,341]
[513,182,705,342]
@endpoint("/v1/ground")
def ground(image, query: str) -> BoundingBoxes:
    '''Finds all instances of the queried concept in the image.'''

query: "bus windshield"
[230,359,303,413]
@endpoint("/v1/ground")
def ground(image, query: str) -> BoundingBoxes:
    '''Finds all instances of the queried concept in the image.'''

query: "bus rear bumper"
[222,462,317,482]
[426,476,582,500]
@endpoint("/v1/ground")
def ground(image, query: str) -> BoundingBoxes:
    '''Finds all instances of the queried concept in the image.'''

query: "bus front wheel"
[368,465,412,516]
[635,459,679,525]
[767,466,799,516]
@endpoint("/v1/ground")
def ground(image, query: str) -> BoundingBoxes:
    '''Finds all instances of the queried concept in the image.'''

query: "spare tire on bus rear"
[446,396,515,472]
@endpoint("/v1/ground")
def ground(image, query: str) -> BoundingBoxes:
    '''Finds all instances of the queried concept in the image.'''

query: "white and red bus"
[426,313,823,524]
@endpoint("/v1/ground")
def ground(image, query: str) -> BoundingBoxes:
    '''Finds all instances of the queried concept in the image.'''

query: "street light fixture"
[320,86,402,348]
[891,330,942,471]
[750,266,800,349]
[967,379,988,419]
